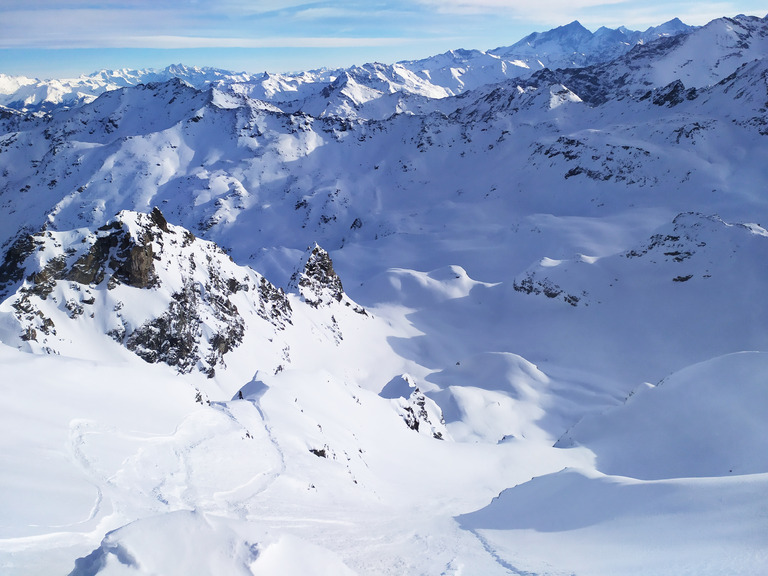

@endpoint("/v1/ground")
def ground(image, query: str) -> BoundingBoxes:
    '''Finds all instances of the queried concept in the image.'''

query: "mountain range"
[1,13,767,576]
[0,18,694,114]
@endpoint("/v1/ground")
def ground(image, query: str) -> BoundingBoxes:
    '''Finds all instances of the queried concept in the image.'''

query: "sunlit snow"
[1,13,767,576]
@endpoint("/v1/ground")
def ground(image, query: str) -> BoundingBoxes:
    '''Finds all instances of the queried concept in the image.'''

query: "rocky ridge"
[0,208,296,376]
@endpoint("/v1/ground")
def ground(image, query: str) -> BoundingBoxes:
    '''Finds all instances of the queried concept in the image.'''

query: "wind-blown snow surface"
[461,352,768,575]
[1,13,768,576]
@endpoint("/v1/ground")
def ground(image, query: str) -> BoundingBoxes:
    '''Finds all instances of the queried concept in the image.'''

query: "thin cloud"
[1,1,314,12]
[0,4,402,49]
[586,2,743,27]
[118,36,411,49]
[0,9,186,47]
[290,7,387,20]
[413,0,765,26]
[414,0,628,16]
[0,31,410,50]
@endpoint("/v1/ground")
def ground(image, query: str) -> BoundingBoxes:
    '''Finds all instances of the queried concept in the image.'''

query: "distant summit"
[0,19,694,113]
[489,18,694,68]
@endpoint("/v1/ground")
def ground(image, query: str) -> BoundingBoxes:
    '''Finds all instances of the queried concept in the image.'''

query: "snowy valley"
[1,14,767,575]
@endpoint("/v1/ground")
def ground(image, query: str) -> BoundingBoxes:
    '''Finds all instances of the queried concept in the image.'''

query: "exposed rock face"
[624,212,719,261]
[0,233,36,300]
[649,79,697,106]
[126,284,202,371]
[0,208,294,376]
[257,277,293,330]
[0,214,165,352]
[116,241,156,288]
[513,272,583,306]
[400,387,446,440]
[124,279,246,377]
[381,374,448,440]
[6,214,163,294]
[292,244,345,307]
[68,222,158,290]
[290,243,367,315]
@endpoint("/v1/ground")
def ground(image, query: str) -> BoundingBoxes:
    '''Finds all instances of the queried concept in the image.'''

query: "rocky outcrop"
[0,208,294,376]
[400,387,446,440]
[291,244,344,307]
[624,212,717,261]
[290,244,367,314]
[3,210,166,298]
[381,374,448,440]
[124,279,245,377]
[257,277,293,330]
[0,233,36,300]
[648,79,697,106]
[513,272,583,306]
[66,219,159,290]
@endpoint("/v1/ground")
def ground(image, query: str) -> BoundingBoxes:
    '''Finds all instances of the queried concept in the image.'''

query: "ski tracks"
[66,419,108,528]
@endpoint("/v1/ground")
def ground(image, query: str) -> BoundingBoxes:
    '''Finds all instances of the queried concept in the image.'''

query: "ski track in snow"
[66,420,105,528]
[467,528,536,576]
[211,400,286,518]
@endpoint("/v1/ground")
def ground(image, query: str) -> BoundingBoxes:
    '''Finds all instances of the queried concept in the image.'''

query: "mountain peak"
[562,20,588,31]
[643,17,691,37]
[291,244,345,307]
[517,19,592,48]
[289,244,367,315]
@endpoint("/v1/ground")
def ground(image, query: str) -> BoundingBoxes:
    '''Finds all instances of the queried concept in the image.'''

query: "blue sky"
[0,1,766,78]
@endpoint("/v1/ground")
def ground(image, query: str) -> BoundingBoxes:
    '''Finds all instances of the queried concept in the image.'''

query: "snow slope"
[460,352,768,575]
[1,12,767,576]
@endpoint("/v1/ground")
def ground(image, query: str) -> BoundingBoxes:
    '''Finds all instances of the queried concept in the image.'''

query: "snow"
[250,534,358,576]
[459,468,768,576]
[1,12,768,576]
[558,352,768,479]
[458,350,768,573]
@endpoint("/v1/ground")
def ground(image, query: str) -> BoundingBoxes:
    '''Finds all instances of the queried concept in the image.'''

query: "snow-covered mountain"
[1,13,768,576]
[0,64,248,114]
[485,18,687,69]
[0,18,694,116]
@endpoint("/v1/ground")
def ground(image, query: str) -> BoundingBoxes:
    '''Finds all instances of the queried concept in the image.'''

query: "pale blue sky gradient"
[1,1,766,78]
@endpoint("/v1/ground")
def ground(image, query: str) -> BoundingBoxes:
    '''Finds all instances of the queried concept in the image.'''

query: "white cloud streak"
[410,0,765,32]
[413,0,629,16]
[117,36,410,49]
[0,30,409,51]
[0,5,411,49]
[583,2,741,27]
[1,1,314,12]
